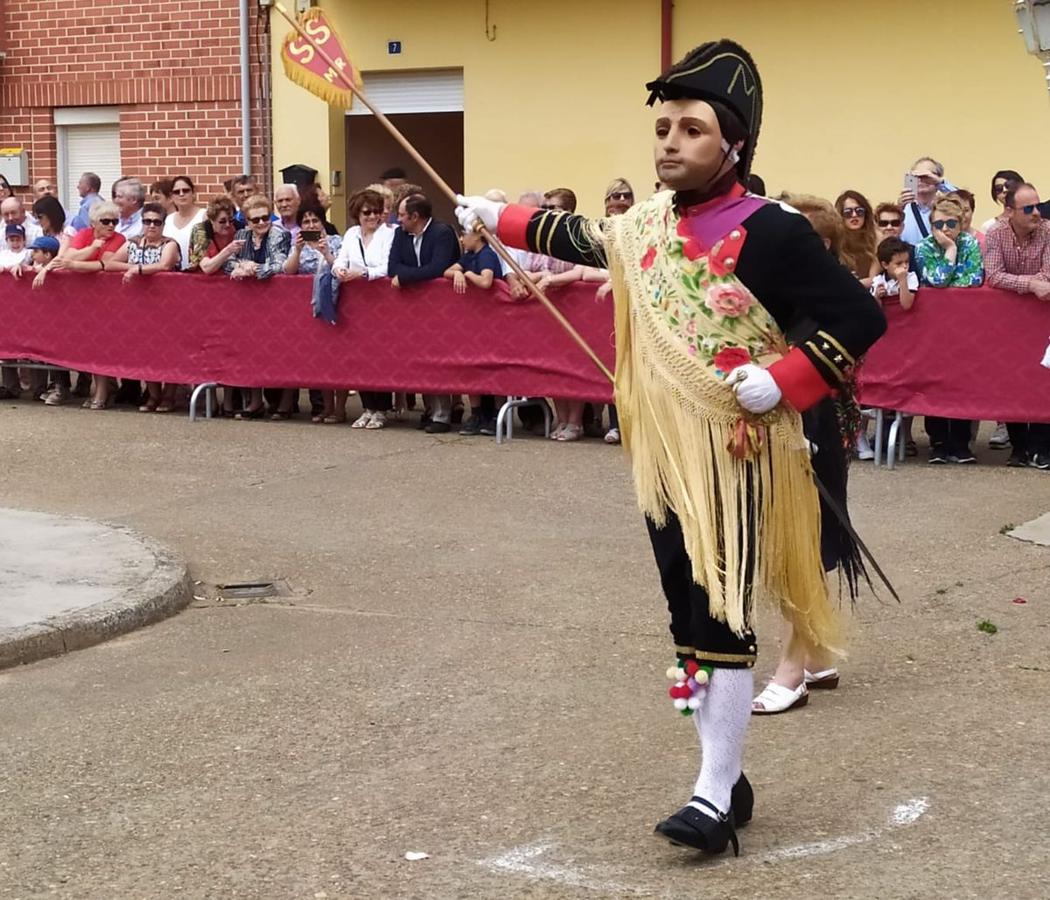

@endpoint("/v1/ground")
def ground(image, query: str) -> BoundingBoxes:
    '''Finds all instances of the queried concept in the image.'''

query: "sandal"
[548,423,565,440]
[803,667,840,690]
[234,405,266,420]
[556,423,583,442]
[88,399,109,411]
[155,404,173,414]
[351,411,373,429]
[323,414,346,425]
[138,400,158,413]
[364,411,386,429]
[270,409,293,421]
[751,681,808,715]
[311,414,325,423]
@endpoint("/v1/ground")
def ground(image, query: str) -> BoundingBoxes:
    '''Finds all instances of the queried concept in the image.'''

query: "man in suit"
[389,193,461,433]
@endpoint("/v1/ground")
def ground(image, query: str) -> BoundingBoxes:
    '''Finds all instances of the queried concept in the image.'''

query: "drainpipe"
[239,0,252,176]
[661,0,673,71]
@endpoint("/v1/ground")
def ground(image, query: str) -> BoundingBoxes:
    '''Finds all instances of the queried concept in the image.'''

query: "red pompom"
[670,684,692,699]
[685,659,700,677]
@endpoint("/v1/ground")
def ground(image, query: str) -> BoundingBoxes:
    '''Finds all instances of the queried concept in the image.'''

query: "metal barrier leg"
[189,382,218,422]
[896,412,906,463]
[887,412,902,471]
[873,409,884,467]
[496,399,512,445]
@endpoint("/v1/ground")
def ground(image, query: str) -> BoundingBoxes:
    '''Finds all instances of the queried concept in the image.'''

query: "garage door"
[346,69,464,116]
[55,108,123,213]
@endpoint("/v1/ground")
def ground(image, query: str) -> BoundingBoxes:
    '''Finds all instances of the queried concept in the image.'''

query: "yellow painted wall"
[271,1,1050,227]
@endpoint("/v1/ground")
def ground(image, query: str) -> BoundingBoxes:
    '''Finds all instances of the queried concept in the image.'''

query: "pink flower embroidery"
[705,283,753,318]
[713,346,753,372]
[641,247,656,270]
[685,319,697,335]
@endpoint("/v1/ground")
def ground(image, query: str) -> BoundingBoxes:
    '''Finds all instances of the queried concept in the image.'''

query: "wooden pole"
[272,2,614,384]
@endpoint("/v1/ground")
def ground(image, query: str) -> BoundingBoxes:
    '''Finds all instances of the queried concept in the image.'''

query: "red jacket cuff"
[768,348,832,412]
[496,203,534,251]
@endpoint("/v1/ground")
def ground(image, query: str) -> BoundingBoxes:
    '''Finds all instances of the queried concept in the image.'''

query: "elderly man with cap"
[457,40,886,856]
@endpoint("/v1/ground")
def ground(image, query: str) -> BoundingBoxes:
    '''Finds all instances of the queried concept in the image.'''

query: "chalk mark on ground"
[478,796,930,892]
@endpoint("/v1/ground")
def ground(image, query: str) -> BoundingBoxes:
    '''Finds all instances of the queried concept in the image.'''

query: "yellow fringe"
[280,8,358,110]
[608,208,842,659]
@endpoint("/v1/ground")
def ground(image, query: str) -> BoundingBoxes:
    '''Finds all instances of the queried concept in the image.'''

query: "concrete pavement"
[0,507,191,669]
[1,399,1049,899]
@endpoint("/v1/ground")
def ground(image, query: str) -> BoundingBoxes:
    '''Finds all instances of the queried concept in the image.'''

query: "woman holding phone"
[280,204,342,422]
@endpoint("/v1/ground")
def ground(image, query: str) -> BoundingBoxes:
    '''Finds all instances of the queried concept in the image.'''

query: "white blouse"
[333,223,395,280]
[164,208,206,270]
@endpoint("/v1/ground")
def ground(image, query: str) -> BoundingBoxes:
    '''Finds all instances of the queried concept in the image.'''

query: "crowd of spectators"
[2,157,1049,466]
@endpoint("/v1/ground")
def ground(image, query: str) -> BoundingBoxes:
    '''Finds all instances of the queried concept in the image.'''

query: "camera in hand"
[300,230,322,243]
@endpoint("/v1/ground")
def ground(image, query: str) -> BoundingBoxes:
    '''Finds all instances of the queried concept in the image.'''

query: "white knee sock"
[689,667,754,819]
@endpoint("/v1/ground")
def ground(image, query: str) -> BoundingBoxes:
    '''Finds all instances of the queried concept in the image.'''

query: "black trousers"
[1006,422,1050,457]
[646,510,757,669]
[925,417,973,453]
[360,391,392,411]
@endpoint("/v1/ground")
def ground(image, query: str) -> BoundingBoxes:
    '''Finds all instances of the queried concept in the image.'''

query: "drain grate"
[219,581,278,600]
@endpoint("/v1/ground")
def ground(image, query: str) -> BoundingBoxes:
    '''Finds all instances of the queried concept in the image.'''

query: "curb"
[0,526,193,670]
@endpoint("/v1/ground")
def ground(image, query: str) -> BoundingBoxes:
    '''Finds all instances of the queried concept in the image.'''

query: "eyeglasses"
[842,206,866,218]
[878,219,902,228]
[171,187,192,195]
[360,209,380,216]
[213,217,232,226]
[1020,203,1040,215]
[142,218,164,226]
[248,215,270,224]
[98,218,118,226]
[607,192,633,201]
[931,218,959,231]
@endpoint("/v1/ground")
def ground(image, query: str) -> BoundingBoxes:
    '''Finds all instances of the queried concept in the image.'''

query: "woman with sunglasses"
[980,169,1024,234]
[189,196,244,275]
[915,195,983,464]
[35,202,127,408]
[834,190,879,287]
[225,194,291,419]
[0,174,12,203]
[163,175,205,271]
[332,188,396,428]
[106,202,181,411]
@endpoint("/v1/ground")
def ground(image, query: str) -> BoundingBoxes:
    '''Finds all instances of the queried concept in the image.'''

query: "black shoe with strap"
[654,796,739,856]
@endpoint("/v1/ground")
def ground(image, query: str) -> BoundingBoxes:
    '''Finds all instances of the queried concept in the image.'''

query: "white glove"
[455,194,505,233]
[725,364,782,414]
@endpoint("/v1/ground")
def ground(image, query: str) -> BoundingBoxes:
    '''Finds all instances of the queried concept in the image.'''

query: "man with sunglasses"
[985,183,1050,469]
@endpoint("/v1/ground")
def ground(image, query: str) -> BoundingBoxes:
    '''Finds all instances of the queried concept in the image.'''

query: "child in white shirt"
[1,224,32,275]
[871,236,918,310]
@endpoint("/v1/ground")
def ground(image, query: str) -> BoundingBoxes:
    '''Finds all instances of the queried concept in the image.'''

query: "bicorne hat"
[645,39,763,177]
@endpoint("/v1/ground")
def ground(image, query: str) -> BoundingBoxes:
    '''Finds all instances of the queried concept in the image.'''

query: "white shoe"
[351,410,372,429]
[803,667,840,689]
[604,427,621,445]
[365,410,386,429]
[751,681,809,715]
[989,424,1010,449]
[855,431,874,461]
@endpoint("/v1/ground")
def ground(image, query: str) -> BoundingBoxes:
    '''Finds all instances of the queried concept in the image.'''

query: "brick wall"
[0,0,270,205]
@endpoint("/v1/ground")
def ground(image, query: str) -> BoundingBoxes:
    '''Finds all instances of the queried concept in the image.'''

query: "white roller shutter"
[56,122,122,213]
[347,69,464,115]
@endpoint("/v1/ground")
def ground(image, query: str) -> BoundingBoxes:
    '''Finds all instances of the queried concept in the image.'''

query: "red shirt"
[69,227,126,261]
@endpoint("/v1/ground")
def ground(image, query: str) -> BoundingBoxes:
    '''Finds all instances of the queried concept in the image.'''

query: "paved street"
[1,399,1048,899]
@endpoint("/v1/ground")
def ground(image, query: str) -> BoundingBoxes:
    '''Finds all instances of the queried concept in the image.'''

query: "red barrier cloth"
[856,287,1050,423]
[0,272,616,401]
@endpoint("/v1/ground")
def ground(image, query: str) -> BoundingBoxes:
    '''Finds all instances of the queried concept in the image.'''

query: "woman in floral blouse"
[914,195,984,288]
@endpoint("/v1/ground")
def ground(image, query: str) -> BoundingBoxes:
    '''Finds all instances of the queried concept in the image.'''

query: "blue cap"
[5,223,25,238]
[29,235,60,254]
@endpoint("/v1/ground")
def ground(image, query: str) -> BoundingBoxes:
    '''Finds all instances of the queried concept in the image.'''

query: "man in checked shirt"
[985,182,1050,470]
